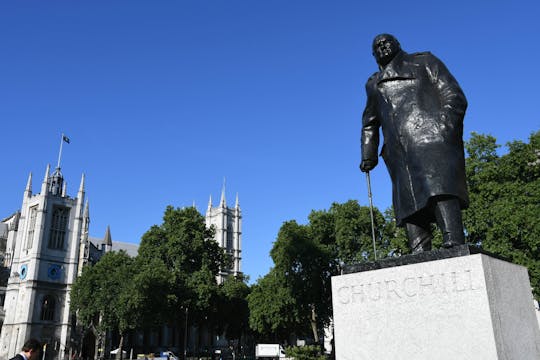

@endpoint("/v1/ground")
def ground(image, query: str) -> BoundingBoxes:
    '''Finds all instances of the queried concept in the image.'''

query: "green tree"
[117,256,171,329]
[286,345,326,360]
[248,200,406,342]
[71,250,135,359]
[137,206,228,350]
[269,220,333,342]
[215,275,251,354]
[326,200,389,262]
[247,269,301,342]
[464,131,540,297]
[380,207,410,256]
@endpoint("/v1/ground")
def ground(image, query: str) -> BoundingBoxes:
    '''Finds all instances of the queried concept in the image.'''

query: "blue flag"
[62,135,70,144]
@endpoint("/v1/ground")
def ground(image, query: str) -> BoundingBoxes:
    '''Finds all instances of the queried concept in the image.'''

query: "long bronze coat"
[361,50,469,225]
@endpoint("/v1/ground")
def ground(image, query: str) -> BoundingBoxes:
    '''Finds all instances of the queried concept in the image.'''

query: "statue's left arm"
[426,55,468,119]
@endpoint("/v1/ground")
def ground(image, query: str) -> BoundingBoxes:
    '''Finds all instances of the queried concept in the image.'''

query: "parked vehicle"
[162,351,179,360]
[255,344,286,359]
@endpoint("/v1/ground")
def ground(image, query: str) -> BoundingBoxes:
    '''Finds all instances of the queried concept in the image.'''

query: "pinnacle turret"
[103,225,112,252]
[78,173,85,194]
[25,173,32,197]
[41,164,50,194]
[83,200,90,220]
[48,167,64,196]
[220,181,226,208]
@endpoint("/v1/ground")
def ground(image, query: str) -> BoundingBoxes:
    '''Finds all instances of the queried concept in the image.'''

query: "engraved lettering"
[402,277,417,297]
[438,272,449,294]
[351,284,366,303]
[368,282,382,301]
[336,268,480,306]
[464,269,476,290]
[418,274,435,296]
[337,286,351,304]
[449,271,458,292]
[385,279,402,299]
[455,269,473,292]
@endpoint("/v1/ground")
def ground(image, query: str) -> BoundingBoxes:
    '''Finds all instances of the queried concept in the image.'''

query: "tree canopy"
[464,131,540,296]
[71,206,234,356]
[71,250,135,334]
[136,206,228,325]
[70,250,136,358]
[248,200,408,342]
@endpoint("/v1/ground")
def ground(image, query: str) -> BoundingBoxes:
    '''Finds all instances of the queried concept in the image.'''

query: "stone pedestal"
[331,247,540,359]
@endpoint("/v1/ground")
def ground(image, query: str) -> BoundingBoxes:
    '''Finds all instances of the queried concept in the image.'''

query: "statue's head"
[372,34,401,67]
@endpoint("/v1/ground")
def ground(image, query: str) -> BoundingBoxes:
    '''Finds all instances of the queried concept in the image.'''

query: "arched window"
[226,220,234,251]
[48,206,69,249]
[26,206,38,249]
[40,295,56,321]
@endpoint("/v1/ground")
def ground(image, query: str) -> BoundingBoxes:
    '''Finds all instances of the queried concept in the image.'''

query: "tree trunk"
[95,330,103,360]
[117,334,124,360]
[310,305,319,343]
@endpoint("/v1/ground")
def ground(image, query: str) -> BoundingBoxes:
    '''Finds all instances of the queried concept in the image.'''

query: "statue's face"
[372,34,400,67]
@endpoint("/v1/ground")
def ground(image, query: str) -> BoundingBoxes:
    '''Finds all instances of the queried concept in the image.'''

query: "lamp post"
[183,307,188,360]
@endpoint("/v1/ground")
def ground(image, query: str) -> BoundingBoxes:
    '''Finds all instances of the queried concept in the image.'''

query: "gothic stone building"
[0,165,242,358]
[0,165,136,359]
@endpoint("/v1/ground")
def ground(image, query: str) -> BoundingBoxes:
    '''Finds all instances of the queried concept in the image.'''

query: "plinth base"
[331,249,540,359]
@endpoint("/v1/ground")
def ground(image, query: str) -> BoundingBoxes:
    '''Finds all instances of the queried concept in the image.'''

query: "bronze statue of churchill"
[360,34,469,253]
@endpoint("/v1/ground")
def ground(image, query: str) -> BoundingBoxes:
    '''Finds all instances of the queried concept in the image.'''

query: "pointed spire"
[103,225,112,247]
[78,173,85,194]
[43,164,50,183]
[220,177,226,207]
[208,195,213,209]
[41,164,51,193]
[25,172,33,197]
[83,200,90,219]
[82,201,90,235]
[10,211,21,231]
[235,193,240,208]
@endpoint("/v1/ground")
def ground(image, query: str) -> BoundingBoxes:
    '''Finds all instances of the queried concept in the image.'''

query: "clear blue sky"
[1,1,538,283]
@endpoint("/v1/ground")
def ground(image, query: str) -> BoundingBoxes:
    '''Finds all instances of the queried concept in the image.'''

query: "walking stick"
[366,172,378,260]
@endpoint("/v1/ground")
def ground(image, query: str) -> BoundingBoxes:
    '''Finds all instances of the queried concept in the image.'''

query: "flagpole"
[57,133,64,169]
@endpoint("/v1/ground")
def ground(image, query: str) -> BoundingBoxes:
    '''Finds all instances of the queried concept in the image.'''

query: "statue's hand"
[360,159,377,172]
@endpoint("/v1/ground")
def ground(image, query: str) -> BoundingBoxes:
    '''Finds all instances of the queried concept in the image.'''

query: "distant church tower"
[205,187,242,283]
[0,165,89,359]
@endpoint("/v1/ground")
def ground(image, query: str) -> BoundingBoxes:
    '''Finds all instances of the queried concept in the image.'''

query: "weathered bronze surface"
[360,34,469,253]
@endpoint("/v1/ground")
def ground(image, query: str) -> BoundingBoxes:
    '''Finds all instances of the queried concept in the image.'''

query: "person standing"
[360,33,469,253]
[9,339,41,360]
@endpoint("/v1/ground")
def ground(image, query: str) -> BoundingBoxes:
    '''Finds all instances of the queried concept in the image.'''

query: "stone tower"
[0,165,89,359]
[205,188,242,283]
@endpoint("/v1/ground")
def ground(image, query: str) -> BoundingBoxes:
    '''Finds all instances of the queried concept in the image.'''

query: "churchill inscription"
[337,268,479,304]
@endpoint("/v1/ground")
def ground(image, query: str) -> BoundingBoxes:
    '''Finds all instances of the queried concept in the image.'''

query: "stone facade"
[0,165,122,359]
[332,253,540,359]
[205,189,242,284]
[0,166,88,358]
